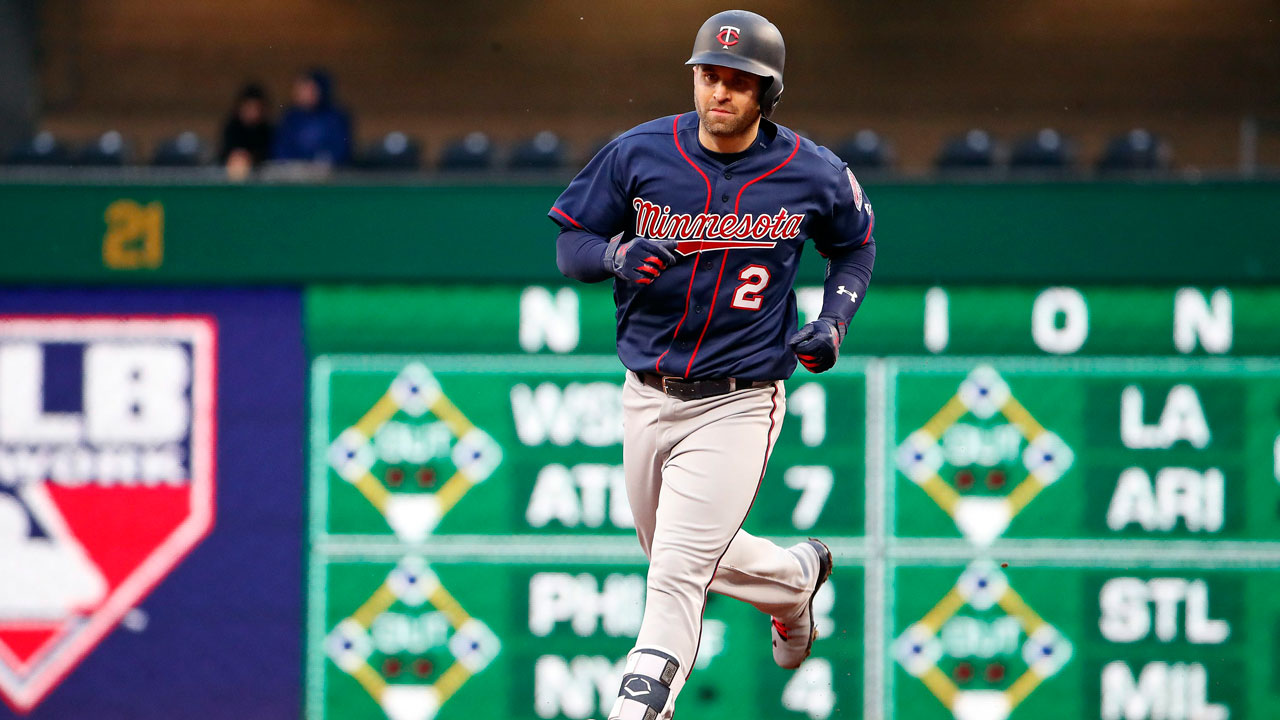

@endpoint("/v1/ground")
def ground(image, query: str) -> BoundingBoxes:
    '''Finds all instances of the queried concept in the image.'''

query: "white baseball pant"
[608,371,814,719]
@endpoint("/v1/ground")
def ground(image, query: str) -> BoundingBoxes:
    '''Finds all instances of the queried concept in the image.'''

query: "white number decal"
[781,657,836,719]
[786,383,827,446]
[784,466,834,530]
[731,265,771,310]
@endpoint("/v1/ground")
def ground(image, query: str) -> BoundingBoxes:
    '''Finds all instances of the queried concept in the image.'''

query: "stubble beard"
[696,98,761,139]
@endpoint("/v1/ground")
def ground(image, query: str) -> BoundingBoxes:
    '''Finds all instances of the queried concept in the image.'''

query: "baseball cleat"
[771,538,833,669]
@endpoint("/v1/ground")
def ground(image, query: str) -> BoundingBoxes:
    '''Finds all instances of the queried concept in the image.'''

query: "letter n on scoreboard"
[0,316,217,714]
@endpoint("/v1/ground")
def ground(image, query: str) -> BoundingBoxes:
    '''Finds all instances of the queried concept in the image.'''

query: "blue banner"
[0,288,304,719]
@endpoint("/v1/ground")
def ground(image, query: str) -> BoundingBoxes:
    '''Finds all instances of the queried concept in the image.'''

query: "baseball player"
[548,9,875,719]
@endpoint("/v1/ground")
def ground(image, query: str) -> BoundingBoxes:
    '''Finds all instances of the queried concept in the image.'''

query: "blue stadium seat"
[1097,128,1171,172]
[4,131,71,166]
[77,130,131,166]
[509,131,566,170]
[1010,128,1074,169]
[834,129,892,170]
[151,131,207,167]
[936,129,998,170]
[359,131,422,170]
[438,131,493,170]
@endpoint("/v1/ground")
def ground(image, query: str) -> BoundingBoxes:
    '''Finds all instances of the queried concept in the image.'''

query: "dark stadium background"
[0,2,1277,720]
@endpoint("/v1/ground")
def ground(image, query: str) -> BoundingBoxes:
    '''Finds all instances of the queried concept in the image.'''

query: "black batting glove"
[788,316,848,373]
[604,237,679,285]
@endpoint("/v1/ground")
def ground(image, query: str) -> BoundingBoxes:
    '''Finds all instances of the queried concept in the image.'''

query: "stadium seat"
[936,129,999,170]
[833,129,892,170]
[438,131,493,170]
[151,131,207,167]
[1010,128,1074,169]
[4,131,71,166]
[359,131,422,170]
[1096,128,1171,172]
[77,130,131,166]
[508,130,566,170]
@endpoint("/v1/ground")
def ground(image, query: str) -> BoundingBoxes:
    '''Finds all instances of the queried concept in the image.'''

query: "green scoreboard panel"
[886,359,1280,720]
[308,356,867,720]
[306,285,1280,720]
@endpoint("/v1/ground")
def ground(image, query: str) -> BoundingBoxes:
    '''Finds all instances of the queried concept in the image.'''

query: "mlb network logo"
[0,317,216,714]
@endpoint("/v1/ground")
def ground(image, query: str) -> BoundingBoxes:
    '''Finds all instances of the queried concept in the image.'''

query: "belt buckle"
[660,376,676,396]
[660,375,695,399]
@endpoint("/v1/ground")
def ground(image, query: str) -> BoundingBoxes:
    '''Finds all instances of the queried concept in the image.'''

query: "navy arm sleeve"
[819,239,876,327]
[556,227,613,283]
[813,164,877,329]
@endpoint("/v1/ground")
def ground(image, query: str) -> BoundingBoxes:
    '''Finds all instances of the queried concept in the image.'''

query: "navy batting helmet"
[686,10,786,117]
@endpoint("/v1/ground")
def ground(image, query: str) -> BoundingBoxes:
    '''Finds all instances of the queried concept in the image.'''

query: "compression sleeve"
[818,238,876,330]
[556,227,613,283]
[811,161,876,333]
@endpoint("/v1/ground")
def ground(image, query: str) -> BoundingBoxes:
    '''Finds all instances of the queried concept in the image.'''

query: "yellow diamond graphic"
[326,557,501,720]
[896,365,1074,545]
[328,362,502,541]
[894,561,1073,720]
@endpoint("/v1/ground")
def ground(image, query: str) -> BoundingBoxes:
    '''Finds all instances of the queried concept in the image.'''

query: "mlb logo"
[0,316,217,714]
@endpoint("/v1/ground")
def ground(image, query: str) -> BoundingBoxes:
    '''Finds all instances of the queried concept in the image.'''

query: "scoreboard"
[305,285,1280,720]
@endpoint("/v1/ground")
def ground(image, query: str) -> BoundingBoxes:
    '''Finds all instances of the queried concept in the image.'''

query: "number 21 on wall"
[732,265,770,310]
[103,199,164,270]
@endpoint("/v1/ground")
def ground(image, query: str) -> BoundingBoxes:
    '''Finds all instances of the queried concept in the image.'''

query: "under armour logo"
[837,285,858,302]
[623,677,653,697]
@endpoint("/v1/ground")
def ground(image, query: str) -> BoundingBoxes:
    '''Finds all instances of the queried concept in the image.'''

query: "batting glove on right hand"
[604,237,679,285]
[788,317,848,373]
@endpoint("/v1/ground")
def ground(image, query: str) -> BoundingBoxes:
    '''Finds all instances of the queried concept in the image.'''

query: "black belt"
[635,371,774,401]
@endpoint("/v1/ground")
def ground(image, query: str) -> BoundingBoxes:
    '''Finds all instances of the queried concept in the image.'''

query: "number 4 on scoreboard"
[782,657,836,719]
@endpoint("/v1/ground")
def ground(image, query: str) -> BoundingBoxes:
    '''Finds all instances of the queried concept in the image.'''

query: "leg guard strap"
[608,649,680,720]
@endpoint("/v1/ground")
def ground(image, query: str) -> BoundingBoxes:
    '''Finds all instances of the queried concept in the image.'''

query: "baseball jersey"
[549,112,875,380]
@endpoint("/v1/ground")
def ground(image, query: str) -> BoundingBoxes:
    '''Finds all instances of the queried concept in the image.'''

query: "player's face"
[693,64,762,139]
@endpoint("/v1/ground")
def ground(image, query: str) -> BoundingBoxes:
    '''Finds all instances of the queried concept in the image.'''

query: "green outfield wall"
[1,179,1277,284]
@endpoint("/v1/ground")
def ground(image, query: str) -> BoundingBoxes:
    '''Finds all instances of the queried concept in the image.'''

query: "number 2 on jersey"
[731,265,771,310]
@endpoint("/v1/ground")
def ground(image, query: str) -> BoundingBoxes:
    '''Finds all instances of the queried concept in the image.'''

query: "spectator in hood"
[220,83,274,175]
[271,68,353,165]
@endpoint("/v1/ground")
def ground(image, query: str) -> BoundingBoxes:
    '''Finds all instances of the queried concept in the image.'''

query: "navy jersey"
[549,112,875,380]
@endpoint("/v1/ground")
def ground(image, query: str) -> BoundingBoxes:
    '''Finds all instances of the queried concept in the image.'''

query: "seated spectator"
[220,83,273,178]
[271,68,352,166]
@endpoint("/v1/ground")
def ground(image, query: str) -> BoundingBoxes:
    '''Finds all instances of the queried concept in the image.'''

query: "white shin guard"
[607,647,682,720]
